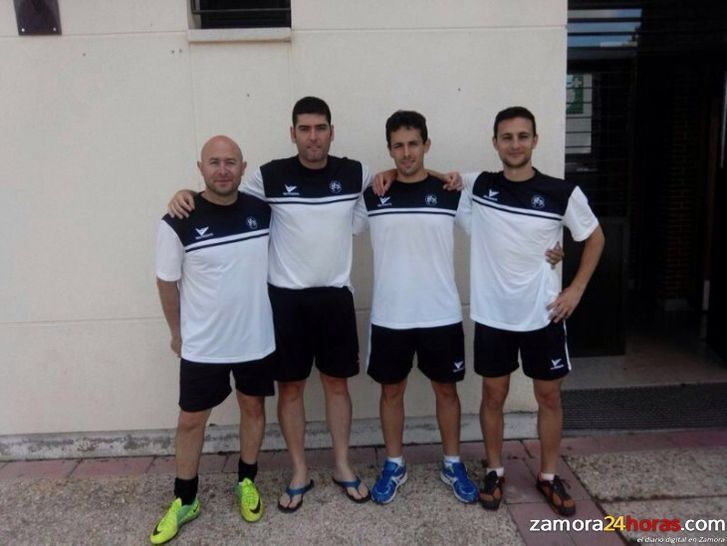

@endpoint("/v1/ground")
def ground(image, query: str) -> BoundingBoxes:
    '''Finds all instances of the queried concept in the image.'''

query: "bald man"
[151,136,276,544]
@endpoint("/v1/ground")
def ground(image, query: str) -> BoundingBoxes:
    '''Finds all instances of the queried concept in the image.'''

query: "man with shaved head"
[151,136,276,544]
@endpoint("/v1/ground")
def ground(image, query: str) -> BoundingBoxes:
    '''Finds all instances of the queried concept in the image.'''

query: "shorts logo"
[329,180,342,194]
[194,226,213,240]
[283,185,300,196]
[484,189,499,201]
[531,195,546,209]
[378,196,392,207]
[550,358,564,370]
[452,360,465,373]
[425,194,438,206]
[246,216,258,230]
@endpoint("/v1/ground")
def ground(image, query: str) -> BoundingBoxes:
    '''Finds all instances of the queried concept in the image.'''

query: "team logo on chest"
[531,194,546,209]
[246,216,258,230]
[484,189,499,201]
[377,196,392,207]
[283,185,300,196]
[194,226,213,240]
[328,180,342,194]
[424,194,438,206]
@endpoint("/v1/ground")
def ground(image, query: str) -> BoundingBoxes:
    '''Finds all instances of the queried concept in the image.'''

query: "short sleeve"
[455,172,479,235]
[155,220,184,281]
[563,186,599,242]
[361,163,373,191]
[352,194,369,235]
[242,168,266,200]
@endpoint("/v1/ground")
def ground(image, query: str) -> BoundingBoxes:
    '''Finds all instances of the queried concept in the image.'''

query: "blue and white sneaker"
[440,461,478,503]
[371,460,408,504]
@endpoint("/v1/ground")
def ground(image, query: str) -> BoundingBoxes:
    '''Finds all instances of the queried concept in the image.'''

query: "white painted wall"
[1,0,567,448]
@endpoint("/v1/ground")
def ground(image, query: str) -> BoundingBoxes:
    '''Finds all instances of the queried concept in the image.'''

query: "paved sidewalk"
[0,428,725,545]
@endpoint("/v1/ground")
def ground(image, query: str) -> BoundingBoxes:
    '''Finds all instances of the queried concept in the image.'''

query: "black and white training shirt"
[461,169,599,332]
[155,192,275,363]
[354,176,468,329]
[245,156,371,289]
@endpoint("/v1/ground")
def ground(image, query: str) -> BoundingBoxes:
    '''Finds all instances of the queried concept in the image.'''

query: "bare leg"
[175,409,212,479]
[236,391,265,466]
[379,380,407,458]
[321,371,368,499]
[479,375,511,468]
[277,380,308,509]
[533,378,563,475]
[431,381,461,456]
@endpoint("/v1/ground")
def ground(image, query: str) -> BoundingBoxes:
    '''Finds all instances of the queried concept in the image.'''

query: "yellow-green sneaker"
[236,478,264,522]
[149,497,200,545]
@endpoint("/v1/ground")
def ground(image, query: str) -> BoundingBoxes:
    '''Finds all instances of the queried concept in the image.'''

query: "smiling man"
[354,111,478,505]
[152,136,275,544]
[461,107,605,516]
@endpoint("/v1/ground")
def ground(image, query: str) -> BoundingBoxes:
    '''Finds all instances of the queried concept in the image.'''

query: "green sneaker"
[149,497,200,545]
[236,478,264,522]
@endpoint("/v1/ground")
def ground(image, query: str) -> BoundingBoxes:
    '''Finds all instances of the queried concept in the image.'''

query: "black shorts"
[474,321,570,381]
[268,285,359,382]
[179,352,276,412]
[367,322,465,384]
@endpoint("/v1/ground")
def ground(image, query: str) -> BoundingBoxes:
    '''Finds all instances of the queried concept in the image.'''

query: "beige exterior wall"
[1,1,567,445]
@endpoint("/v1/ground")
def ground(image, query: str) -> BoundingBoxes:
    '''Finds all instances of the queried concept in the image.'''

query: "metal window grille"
[190,0,291,29]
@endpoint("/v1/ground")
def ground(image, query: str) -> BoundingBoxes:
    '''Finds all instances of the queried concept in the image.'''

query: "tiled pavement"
[0,428,725,545]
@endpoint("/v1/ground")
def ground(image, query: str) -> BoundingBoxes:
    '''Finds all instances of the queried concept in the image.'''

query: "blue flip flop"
[277,480,314,513]
[332,476,371,504]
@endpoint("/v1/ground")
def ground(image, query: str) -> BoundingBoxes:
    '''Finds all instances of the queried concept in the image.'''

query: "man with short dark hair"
[169,98,372,511]
[152,136,275,544]
[355,110,478,505]
[462,107,605,516]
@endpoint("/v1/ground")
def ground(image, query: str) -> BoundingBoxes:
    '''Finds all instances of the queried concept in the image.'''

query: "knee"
[381,382,405,403]
[278,381,305,403]
[535,390,562,412]
[177,411,207,434]
[432,382,458,403]
[240,396,265,420]
[321,375,349,398]
[483,387,508,411]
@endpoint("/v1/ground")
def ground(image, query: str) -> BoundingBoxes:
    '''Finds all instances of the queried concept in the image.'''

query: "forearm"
[156,279,181,338]
[568,226,605,293]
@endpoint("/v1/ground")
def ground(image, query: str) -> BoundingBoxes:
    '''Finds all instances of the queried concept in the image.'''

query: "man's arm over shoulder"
[242,167,266,200]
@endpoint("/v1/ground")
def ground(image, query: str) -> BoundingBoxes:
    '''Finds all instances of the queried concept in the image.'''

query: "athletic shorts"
[367,322,465,384]
[474,321,570,381]
[268,285,359,382]
[179,352,276,412]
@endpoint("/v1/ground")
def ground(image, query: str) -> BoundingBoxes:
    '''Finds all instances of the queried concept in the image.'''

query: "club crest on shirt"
[246,217,258,230]
[425,194,438,206]
[194,226,213,240]
[329,180,342,194]
[531,195,546,209]
[484,189,499,201]
[283,185,300,196]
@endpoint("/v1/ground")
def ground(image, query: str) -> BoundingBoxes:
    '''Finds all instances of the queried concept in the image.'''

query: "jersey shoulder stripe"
[261,155,364,199]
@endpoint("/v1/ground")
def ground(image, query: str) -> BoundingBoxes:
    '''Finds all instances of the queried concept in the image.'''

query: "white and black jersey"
[155,192,275,363]
[461,169,599,332]
[245,155,371,289]
[354,176,467,329]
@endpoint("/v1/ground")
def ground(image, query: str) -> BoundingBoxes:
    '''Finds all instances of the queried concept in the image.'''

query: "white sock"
[387,456,404,466]
[486,466,505,478]
[443,455,460,466]
[539,472,555,482]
